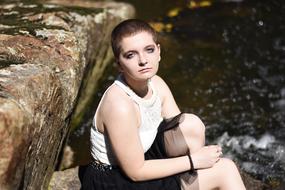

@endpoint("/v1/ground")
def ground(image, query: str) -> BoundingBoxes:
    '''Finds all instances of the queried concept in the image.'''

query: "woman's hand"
[190,145,223,169]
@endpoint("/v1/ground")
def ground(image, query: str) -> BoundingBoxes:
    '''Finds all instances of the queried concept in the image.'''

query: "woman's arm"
[101,88,191,181]
[101,87,220,181]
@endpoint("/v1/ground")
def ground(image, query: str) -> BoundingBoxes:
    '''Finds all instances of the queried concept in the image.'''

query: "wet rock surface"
[0,0,134,189]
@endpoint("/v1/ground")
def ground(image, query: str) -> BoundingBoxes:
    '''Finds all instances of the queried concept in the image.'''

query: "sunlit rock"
[0,0,134,189]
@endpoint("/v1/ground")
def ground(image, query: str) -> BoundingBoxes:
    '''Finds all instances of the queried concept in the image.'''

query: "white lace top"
[90,75,163,165]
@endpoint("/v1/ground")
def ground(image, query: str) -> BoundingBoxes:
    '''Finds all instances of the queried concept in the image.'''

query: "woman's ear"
[157,44,161,62]
[116,60,124,72]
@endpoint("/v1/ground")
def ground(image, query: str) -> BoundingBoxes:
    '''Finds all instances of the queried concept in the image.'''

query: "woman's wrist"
[187,152,195,173]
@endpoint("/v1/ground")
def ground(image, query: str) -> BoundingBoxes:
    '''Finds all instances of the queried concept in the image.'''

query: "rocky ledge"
[0,0,134,189]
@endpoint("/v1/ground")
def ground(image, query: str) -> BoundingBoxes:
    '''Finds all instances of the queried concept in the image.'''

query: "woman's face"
[117,31,161,82]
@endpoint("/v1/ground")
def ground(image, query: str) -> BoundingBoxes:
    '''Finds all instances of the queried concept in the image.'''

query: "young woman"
[80,19,246,190]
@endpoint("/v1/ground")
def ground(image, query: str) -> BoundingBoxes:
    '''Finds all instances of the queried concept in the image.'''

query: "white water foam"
[215,132,285,172]
[216,132,276,150]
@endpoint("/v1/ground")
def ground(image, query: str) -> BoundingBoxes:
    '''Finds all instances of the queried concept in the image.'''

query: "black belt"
[90,160,118,171]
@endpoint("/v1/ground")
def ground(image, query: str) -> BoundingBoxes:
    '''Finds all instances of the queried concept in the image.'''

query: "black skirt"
[79,113,187,190]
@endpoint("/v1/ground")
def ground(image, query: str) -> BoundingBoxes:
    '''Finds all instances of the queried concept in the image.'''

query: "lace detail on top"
[114,75,163,150]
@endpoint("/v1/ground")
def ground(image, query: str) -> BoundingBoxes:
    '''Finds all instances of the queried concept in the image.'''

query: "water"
[68,0,285,188]
[156,0,285,187]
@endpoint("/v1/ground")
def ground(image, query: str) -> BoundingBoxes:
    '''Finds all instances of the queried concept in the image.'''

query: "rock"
[0,0,134,189]
[49,167,81,190]
[241,171,269,190]
[60,145,75,170]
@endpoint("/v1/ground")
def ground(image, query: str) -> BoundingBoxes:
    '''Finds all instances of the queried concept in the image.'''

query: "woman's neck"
[122,75,151,99]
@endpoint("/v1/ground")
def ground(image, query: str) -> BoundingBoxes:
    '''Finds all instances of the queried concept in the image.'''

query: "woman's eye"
[146,48,154,53]
[125,53,134,59]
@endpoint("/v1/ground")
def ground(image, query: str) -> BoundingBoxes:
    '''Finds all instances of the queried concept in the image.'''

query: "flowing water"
[69,0,285,188]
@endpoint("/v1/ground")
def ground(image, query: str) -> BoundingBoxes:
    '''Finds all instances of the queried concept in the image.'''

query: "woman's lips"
[139,67,152,73]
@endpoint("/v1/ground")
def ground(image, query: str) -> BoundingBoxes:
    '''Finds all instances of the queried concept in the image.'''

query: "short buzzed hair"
[111,19,158,59]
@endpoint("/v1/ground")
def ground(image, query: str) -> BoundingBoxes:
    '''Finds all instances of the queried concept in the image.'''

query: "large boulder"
[0,0,134,189]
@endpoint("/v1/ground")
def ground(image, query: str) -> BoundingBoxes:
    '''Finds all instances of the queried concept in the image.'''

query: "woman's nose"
[138,53,147,66]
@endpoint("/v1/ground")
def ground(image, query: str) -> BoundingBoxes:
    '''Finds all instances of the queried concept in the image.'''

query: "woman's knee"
[216,158,240,175]
[214,158,245,189]
[179,113,205,138]
[198,158,244,189]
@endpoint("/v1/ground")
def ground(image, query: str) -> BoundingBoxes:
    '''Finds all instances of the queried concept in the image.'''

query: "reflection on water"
[69,0,285,188]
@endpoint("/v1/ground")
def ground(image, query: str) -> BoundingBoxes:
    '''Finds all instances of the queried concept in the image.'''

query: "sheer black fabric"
[148,113,199,190]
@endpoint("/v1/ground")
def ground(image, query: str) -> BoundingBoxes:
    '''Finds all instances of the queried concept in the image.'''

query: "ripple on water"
[214,132,285,183]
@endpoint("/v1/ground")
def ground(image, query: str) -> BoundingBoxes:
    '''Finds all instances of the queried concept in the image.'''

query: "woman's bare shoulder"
[151,75,171,96]
[100,84,137,120]
[151,74,164,83]
[151,75,168,88]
